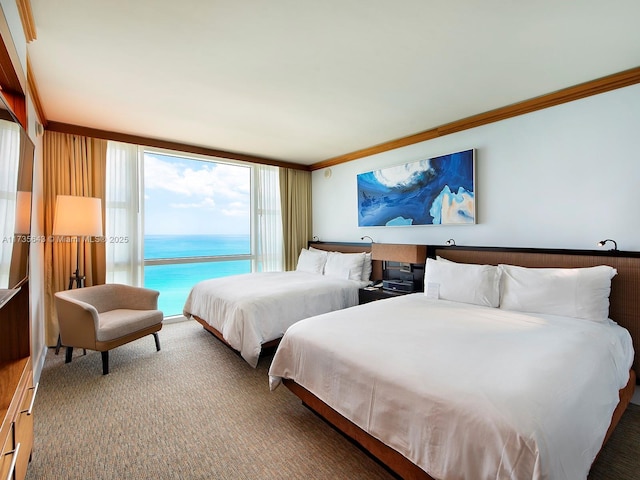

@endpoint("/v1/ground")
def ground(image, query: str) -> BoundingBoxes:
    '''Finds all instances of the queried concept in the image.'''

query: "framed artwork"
[357,149,475,227]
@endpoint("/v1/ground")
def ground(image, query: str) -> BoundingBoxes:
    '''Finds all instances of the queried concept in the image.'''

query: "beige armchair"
[54,284,163,374]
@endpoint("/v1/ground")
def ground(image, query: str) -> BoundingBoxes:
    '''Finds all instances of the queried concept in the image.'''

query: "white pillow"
[324,251,366,281]
[498,264,617,322]
[310,247,372,282]
[361,252,373,282]
[296,248,327,274]
[424,257,501,307]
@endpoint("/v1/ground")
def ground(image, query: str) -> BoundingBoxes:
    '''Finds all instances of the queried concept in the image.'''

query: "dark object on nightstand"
[382,279,415,292]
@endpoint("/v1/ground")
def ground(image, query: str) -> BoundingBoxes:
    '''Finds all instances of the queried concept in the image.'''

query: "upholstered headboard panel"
[434,246,640,379]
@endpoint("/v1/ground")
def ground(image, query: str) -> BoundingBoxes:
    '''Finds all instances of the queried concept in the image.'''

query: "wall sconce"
[360,236,374,243]
[597,239,618,251]
[445,238,456,246]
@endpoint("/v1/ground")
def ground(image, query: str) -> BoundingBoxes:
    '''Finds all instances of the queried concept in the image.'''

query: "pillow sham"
[424,257,501,307]
[324,251,366,281]
[361,252,373,282]
[296,248,327,274]
[310,247,372,282]
[498,264,617,322]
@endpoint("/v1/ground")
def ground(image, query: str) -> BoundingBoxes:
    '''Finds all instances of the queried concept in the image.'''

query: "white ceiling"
[28,0,640,166]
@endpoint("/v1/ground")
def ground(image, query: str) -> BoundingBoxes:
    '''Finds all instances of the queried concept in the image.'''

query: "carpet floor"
[25,319,639,480]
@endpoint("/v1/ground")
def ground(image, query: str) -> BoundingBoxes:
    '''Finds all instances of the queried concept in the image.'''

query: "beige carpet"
[26,320,639,480]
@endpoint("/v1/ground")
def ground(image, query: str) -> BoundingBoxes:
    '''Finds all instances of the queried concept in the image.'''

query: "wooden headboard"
[434,245,640,380]
[308,241,383,280]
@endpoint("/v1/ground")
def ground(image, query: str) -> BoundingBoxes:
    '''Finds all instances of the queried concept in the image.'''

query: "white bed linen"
[183,271,363,367]
[269,294,634,480]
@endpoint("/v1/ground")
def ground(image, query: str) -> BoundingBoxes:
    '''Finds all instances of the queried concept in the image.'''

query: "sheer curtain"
[0,121,21,286]
[105,141,143,286]
[254,164,283,272]
[105,144,284,283]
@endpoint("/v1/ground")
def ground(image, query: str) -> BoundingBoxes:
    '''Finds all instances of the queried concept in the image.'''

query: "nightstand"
[358,287,409,305]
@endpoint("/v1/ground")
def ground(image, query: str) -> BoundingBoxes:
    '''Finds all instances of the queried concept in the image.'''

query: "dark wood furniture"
[358,287,408,304]
[0,280,36,480]
[282,245,640,480]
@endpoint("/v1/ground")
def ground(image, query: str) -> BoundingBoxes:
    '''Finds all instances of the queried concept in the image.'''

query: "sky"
[143,152,251,235]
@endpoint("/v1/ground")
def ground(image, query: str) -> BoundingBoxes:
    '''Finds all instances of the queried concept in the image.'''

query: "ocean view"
[144,234,251,316]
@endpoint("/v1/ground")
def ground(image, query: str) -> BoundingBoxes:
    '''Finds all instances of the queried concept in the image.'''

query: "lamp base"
[68,272,85,290]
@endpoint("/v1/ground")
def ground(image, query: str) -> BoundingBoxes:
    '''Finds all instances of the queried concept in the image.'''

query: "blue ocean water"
[144,234,251,316]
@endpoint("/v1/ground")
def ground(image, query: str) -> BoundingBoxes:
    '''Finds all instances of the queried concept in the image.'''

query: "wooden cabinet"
[0,280,34,480]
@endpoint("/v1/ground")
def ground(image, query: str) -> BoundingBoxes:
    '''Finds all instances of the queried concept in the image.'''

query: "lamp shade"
[371,243,427,264]
[53,195,103,236]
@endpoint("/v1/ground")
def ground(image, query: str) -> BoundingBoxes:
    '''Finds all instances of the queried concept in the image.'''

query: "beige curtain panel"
[43,131,107,346]
[279,168,312,271]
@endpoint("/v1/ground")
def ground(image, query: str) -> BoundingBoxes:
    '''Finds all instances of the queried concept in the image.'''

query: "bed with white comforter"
[269,293,634,479]
[183,270,365,367]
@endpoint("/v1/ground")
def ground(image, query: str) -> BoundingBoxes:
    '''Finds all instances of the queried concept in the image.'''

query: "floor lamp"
[52,195,103,289]
[53,195,102,355]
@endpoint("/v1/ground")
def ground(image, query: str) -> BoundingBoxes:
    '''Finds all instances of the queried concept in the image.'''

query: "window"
[106,143,282,318]
[143,151,251,316]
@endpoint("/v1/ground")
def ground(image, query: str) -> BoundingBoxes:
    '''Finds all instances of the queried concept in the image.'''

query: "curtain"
[0,121,21,286]
[43,131,107,346]
[254,164,283,272]
[105,141,143,286]
[279,168,312,270]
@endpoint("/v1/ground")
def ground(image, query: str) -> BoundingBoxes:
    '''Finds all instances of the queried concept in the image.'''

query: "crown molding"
[27,56,46,126]
[16,0,36,42]
[46,121,311,171]
[310,66,640,171]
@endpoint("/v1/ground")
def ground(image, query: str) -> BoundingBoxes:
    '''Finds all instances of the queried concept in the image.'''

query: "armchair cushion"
[97,309,164,342]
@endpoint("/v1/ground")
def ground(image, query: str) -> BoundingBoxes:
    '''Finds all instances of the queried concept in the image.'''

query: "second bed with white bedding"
[269,293,634,479]
[183,270,364,367]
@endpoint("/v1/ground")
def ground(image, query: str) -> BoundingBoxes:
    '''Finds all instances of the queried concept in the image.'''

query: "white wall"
[313,83,640,251]
[28,99,46,382]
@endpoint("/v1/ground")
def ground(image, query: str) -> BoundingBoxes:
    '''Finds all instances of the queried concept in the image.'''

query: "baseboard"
[162,315,189,324]
[33,344,48,384]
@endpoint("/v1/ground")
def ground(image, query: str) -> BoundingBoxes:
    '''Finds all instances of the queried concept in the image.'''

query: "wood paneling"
[371,243,427,263]
[0,8,26,95]
[0,9,26,126]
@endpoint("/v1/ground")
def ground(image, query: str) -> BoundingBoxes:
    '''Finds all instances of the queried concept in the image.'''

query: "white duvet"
[269,294,634,480]
[183,271,362,367]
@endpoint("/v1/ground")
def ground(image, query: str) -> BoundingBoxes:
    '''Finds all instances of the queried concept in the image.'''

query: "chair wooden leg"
[65,346,73,363]
[101,351,109,375]
[153,332,161,351]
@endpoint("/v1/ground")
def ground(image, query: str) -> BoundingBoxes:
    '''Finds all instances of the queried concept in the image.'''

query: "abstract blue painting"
[357,149,475,226]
